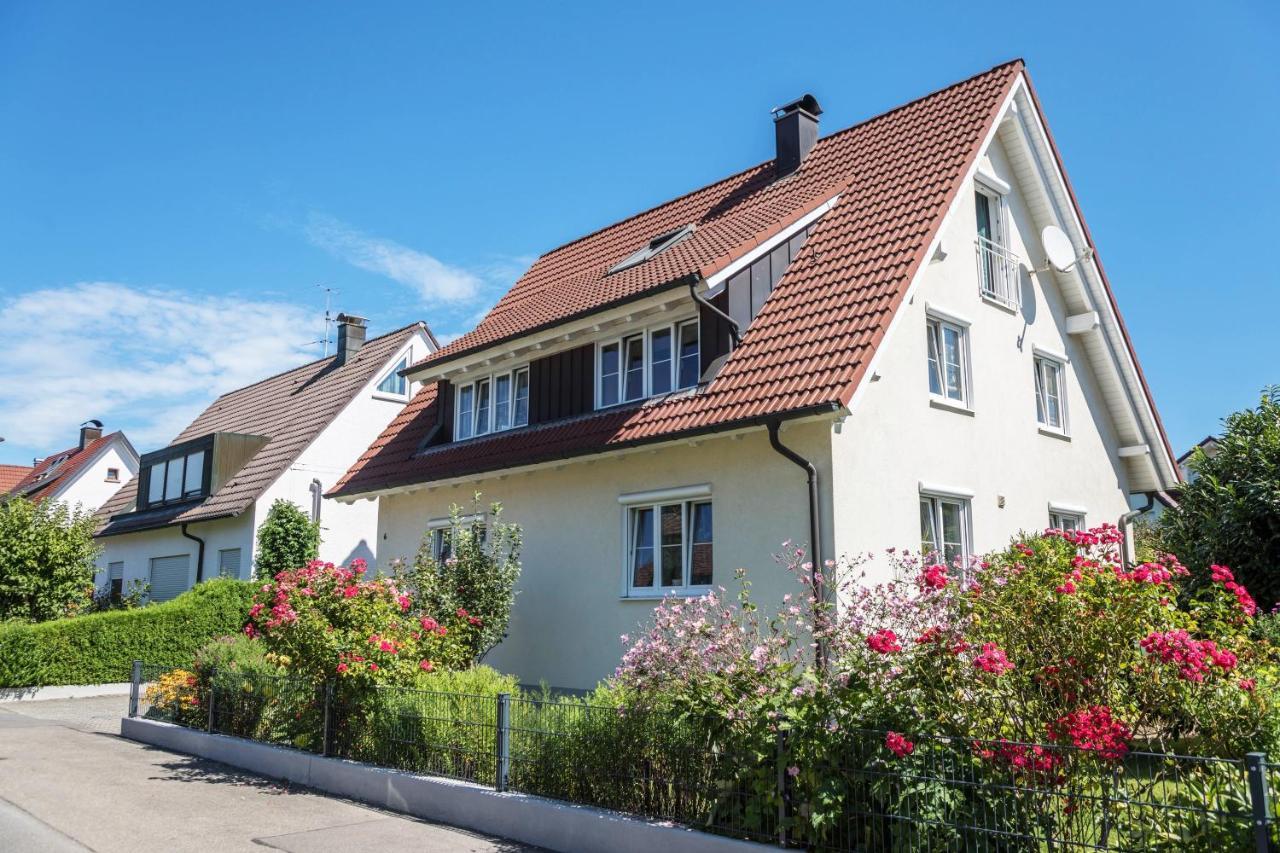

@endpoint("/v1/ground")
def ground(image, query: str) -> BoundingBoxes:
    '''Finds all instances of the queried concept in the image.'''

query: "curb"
[120,716,770,853]
[0,683,132,703]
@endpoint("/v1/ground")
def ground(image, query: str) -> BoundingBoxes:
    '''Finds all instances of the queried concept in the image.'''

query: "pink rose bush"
[245,559,468,687]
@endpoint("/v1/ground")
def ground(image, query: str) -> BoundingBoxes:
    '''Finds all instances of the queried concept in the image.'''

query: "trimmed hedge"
[0,578,255,687]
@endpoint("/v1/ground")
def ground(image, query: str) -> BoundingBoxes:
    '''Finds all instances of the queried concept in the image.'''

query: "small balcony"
[975,236,1021,309]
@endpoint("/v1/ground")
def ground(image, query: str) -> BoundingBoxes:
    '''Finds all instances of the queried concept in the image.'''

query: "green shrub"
[0,578,255,687]
[254,499,320,579]
[0,497,100,622]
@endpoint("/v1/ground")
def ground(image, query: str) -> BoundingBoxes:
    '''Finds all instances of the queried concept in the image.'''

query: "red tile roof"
[96,324,426,535]
[331,61,1027,497]
[0,464,34,495]
[6,434,122,504]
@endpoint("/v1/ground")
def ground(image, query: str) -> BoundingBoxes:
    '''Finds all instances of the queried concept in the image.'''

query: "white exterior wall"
[375,420,833,691]
[253,331,431,571]
[94,514,255,591]
[54,439,139,514]
[829,135,1131,583]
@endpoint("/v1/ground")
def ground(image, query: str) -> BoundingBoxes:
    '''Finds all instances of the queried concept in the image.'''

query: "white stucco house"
[3,421,139,513]
[327,60,1181,690]
[94,316,436,602]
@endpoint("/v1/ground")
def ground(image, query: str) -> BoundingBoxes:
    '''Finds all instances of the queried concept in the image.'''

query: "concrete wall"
[255,331,432,570]
[376,420,834,691]
[56,439,139,514]
[829,133,1132,583]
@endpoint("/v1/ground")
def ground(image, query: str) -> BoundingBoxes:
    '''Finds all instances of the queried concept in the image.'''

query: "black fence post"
[1247,752,1273,853]
[495,692,511,792]
[776,729,789,848]
[206,667,216,733]
[128,660,142,718]
[321,680,334,757]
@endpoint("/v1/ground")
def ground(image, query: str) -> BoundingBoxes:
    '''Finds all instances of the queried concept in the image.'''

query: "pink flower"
[786,765,800,777]
[368,663,379,672]
[379,640,396,653]
[420,617,439,632]
[1048,706,1131,761]
[918,564,949,591]
[397,595,411,611]
[343,586,359,598]
[336,663,348,674]
[973,642,1014,675]
[866,629,902,655]
[419,659,434,672]
[885,731,915,758]
[1240,678,1257,692]
[243,623,256,638]
[1055,580,1076,595]
[1210,565,1234,583]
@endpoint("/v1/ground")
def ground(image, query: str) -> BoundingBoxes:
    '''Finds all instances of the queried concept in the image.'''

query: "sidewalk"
[0,696,535,852]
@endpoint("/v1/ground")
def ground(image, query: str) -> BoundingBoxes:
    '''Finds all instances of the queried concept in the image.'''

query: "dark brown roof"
[97,324,425,535]
[332,60,1176,498]
[6,434,125,504]
[0,464,33,495]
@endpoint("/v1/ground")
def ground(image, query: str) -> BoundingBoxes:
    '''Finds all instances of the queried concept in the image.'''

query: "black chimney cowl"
[79,419,104,450]
[335,313,368,366]
[773,93,823,179]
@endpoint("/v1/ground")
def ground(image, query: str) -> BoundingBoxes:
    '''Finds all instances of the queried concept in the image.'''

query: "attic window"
[608,224,695,274]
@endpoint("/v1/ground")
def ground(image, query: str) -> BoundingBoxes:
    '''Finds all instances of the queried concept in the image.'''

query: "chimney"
[335,313,368,366]
[79,419,104,450]
[772,93,822,179]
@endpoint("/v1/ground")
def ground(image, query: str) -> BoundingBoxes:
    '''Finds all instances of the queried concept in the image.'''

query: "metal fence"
[128,661,1278,851]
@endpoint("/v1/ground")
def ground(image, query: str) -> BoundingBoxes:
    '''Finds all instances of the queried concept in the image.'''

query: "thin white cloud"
[0,282,319,455]
[305,213,482,303]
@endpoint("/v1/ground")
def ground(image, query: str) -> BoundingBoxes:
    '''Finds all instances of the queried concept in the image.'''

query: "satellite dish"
[1041,225,1082,273]
[1034,222,1085,272]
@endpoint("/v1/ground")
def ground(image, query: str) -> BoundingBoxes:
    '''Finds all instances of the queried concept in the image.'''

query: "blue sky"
[0,1,1276,465]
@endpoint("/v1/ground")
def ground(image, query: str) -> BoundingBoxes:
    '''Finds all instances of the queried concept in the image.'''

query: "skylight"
[608,224,696,275]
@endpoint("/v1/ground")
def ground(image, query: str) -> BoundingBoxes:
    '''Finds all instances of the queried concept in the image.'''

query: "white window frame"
[974,177,1020,309]
[918,486,973,567]
[373,350,412,401]
[217,547,242,579]
[425,513,486,563]
[596,318,700,410]
[1033,350,1069,435]
[924,308,972,410]
[1048,505,1086,532]
[618,484,713,597]
[105,467,120,482]
[453,366,530,440]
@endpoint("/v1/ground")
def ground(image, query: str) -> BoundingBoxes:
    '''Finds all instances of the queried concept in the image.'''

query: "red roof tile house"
[94,317,435,601]
[0,464,35,497]
[330,61,1180,689]
[3,421,138,512]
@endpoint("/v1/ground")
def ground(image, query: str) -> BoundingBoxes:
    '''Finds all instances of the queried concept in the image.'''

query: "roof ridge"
[521,59,1025,264]
[207,321,425,403]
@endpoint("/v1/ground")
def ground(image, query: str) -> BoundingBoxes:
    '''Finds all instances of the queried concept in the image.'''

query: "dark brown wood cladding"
[699,290,734,376]
[529,343,595,425]
[423,379,453,447]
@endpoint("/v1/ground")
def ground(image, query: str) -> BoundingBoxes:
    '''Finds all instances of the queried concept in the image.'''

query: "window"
[1049,510,1084,532]
[141,447,208,509]
[974,183,1019,308]
[108,561,124,600]
[218,548,242,579]
[426,514,486,563]
[455,367,529,439]
[624,493,713,595]
[376,355,410,398]
[1034,355,1067,432]
[926,317,969,405]
[608,224,696,274]
[105,467,120,482]
[920,493,971,566]
[598,320,700,408]
[148,554,191,602]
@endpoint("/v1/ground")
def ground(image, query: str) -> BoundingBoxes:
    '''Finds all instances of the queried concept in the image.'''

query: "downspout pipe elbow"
[1118,493,1156,571]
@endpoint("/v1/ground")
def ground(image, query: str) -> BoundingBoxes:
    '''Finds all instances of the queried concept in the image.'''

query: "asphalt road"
[0,694,536,852]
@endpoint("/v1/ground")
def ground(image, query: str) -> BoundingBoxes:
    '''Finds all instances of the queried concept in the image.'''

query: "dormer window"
[608,224,695,275]
[597,319,699,409]
[454,366,530,441]
[374,354,410,399]
[139,438,213,510]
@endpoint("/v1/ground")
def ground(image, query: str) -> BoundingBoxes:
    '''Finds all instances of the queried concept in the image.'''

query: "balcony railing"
[975,236,1020,309]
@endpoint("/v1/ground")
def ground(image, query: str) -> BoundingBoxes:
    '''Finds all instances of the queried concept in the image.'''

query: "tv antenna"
[317,285,340,356]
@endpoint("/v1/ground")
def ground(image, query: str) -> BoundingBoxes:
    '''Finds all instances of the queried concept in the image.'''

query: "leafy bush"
[254,499,320,579]
[0,497,100,622]
[0,578,255,687]
[399,497,522,663]
[1158,388,1280,611]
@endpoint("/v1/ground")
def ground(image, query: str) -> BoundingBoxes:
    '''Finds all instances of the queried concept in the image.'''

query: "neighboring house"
[1177,436,1220,483]
[328,60,1181,690]
[94,316,436,602]
[0,464,34,496]
[3,421,139,512]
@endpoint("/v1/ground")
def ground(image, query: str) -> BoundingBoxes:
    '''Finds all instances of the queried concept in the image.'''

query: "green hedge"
[0,579,255,687]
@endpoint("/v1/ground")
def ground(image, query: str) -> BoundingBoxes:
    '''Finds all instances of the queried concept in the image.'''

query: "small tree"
[1158,387,1280,611]
[254,499,320,579]
[401,496,521,664]
[0,497,100,622]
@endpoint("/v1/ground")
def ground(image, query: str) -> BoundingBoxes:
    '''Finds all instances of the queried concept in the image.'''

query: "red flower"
[342,586,359,598]
[419,659,434,672]
[866,629,902,655]
[1048,706,1131,761]
[336,663,348,674]
[973,642,1014,675]
[1055,580,1076,595]
[1240,678,1257,692]
[885,731,914,758]
[1211,565,1234,583]
[918,564,949,591]
[420,617,439,632]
